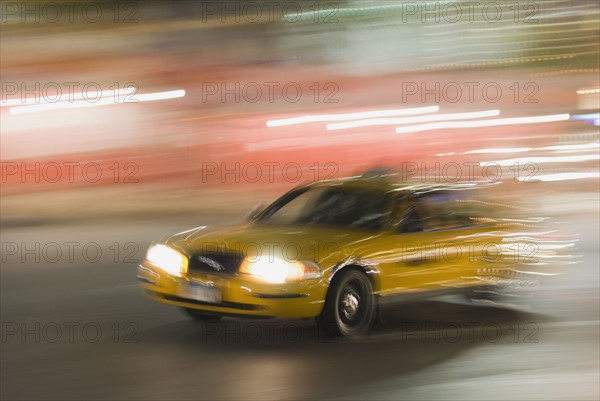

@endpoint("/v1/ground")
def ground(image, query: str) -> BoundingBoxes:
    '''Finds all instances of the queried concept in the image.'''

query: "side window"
[398,193,473,233]
[398,203,424,233]
[395,195,423,233]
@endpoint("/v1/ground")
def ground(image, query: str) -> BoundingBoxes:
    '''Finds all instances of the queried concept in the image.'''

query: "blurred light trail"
[9,90,186,115]
[265,106,440,127]
[540,143,599,151]
[396,114,571,133]
[531,68,600,77]
[577,88,600,95]
[134,90,186,102]
[464,142,599,156]
[571,113,600,126]
[517,172,600,182]
[481,154,600,167]
[1,87,137,107]
[572,113,600,119]
[326,109,500,130]
[464,147,532,154]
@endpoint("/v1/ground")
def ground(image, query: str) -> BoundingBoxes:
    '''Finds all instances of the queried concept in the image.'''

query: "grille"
[188,252,244,275]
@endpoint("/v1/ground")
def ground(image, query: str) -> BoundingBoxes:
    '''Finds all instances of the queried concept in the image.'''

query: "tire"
[316,269,375,338]
[180,307,222,322]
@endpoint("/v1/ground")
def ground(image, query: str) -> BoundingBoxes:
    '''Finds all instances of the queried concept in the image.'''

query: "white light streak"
[9,90,186,115]
[266,106,440,127]
[396,114,571,133]
[571,113,600,120]
[539,143,599,151]
[518,172,600,182]
[465,147,532,154]
[576,88,600,95]
[482,154,599,167]
[326,110,499,130]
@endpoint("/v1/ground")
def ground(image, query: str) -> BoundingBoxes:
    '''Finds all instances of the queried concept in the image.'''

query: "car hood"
[160,223,381,265]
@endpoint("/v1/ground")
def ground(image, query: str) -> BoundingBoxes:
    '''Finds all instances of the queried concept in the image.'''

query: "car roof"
[303,174,499,197]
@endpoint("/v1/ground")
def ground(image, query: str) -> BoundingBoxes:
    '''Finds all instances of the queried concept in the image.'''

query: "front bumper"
[137,263,327,318]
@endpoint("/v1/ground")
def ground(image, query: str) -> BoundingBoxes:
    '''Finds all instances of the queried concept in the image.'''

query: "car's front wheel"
[180,307,222,322]
[317,269,375,338]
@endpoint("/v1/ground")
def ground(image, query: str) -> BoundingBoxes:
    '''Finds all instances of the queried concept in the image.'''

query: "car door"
[373,191,482,298]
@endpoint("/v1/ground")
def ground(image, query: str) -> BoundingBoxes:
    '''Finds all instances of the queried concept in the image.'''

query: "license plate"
[179,281,221,304]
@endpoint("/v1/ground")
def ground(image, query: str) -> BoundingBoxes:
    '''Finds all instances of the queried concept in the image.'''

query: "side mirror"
[245,202,265,221]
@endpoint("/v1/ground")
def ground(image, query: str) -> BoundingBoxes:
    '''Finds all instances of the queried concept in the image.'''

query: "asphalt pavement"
[1,212,598,400]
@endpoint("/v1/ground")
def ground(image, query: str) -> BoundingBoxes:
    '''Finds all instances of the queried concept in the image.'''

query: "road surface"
[1,212,598,400]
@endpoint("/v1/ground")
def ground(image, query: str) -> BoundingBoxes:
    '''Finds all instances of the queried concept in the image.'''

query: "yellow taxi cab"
[137,173,548,338]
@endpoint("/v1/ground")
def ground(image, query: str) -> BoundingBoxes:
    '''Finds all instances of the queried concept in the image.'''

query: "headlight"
[145,244,188,277]
[239,256,322,284]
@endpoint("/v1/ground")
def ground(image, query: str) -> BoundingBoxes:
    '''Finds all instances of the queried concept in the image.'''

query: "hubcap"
[341,289,360,320]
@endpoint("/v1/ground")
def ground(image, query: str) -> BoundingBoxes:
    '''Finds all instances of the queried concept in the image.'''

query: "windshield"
[256,187,388,230]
